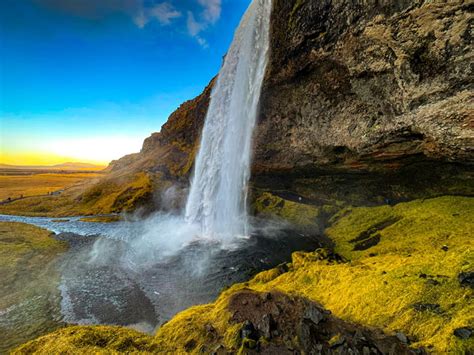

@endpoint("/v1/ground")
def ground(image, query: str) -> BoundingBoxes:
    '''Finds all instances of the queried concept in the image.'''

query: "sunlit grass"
[0,173,103,201]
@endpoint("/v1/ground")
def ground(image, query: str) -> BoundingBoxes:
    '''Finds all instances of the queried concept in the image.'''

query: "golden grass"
[0,173,102,201]
[0,172,153,217]
[12,326,160,354]
[13,196,474,353]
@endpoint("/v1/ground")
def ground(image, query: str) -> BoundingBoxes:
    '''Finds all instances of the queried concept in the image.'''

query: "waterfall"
[185,0,272,240]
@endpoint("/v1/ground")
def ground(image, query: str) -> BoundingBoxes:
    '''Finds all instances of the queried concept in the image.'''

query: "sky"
[0,0,250,166]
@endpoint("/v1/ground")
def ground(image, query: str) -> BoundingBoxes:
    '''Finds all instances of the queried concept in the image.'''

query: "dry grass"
[0,172,153,217]
[0,173,102,201]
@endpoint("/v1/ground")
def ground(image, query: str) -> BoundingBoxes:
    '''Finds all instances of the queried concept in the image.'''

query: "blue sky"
[0,0,250,165]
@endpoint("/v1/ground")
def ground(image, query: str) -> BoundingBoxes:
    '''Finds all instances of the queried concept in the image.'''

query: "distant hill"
[0,162,106,171]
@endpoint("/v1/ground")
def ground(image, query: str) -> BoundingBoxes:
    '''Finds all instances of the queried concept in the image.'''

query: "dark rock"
[453,327,472,340]
[441,245,449,252]
[353,234,381,251]
[228,290,415,354]
[240,320,258,341]
[184,339,197,351]
[413,303,442,314]
[426,279,440,286]
[419,274,427,279]
[458,271,474,289]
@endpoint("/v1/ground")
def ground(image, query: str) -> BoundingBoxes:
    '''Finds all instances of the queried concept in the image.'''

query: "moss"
[0,222,68,352]
[153,196,474,354]
[245,196,474,353]
[289,0,305,27]
[253,192,329,226]
[14,196,473,353]
[12,326,160,354]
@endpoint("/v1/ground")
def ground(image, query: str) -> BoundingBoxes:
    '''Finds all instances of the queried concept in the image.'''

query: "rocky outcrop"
[107,78,215,181]
[255,0,473,174]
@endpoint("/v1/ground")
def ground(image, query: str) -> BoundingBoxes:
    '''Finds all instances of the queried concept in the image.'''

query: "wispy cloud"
[186,0,222,47]
[199,0,221,24]
[134,2,181,28]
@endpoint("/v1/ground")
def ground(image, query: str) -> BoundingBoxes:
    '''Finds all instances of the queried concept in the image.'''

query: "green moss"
[253,192,330,226]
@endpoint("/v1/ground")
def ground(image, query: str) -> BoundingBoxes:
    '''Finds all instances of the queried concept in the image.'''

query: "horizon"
[0,0,251,166]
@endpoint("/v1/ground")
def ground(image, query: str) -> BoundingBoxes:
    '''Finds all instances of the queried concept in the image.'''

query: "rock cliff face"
[108,0,473,210]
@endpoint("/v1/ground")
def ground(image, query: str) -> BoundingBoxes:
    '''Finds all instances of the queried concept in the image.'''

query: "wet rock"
[458,271,474,289]
[453,327,472,340]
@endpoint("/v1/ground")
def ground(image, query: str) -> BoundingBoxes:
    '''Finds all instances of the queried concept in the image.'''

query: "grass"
[0,222,68,352]
[0,173,102,201]
[0,172,153,217]
[253,192,336,227]
[12,326,160,354]
[12,196,474,353]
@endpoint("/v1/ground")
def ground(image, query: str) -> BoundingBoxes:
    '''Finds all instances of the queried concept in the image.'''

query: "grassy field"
[0,173,103,201]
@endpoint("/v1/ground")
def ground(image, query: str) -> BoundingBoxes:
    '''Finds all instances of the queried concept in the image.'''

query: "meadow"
[0,172,103,202]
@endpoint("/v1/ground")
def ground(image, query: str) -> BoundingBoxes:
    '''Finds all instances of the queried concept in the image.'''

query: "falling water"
[185,0,272,240]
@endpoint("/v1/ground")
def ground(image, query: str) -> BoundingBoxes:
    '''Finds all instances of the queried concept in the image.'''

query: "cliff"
[108,0,474,211]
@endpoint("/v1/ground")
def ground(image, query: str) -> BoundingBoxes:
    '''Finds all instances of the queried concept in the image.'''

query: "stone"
[240,320,258,341]
[458,271,474,289]
[396,332,408,344]
[453,327,472,340]
[303,303,325,325]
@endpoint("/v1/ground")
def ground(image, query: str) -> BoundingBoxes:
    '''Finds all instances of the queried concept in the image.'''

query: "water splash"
[185,0,272,240]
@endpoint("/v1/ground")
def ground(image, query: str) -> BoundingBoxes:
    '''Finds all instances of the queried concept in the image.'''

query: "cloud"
[186,11,202,37]
[198,0,221,24]
[187,0,221,47]
[134,2,181,28]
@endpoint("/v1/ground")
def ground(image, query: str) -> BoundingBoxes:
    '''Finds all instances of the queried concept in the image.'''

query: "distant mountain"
[0,162,106,171]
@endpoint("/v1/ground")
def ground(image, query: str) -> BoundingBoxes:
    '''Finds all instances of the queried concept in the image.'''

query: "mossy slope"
[0,222,68,352]
[14,196,473,353]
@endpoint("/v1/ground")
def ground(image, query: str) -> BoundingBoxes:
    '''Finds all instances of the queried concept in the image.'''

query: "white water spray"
[185,0,272,240]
